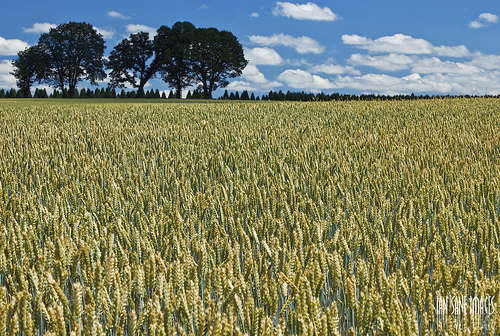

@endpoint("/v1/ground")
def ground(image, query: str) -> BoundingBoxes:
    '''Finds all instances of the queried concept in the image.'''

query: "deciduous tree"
[187,28,247,99]
[107,32,159,97]
[37,22,106,97]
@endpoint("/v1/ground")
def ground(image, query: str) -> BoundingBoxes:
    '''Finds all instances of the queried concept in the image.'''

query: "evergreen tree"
[241,90,249,100]
[250,93,255,100]
[186,90,192,99]
[168,91,174,99]
[155,89,160,98]
[222,90,229,100]
[0,89,4,98]
[161,91,167,99]
[229,92,235,100]
[86,88,93,98]
[234,91,240,100]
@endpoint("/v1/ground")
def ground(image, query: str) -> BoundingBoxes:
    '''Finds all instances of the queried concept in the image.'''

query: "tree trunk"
[67,85,75,98]
[202,82,211,99]
[175,81,182,99]
[137,86,145,98]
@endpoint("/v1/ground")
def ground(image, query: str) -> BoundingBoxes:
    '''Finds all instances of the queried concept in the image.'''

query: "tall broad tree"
[11,45,50,97]
[37,22,106,97]
[155,22,196,99]
[107,32,159,98]
[187,28,247,99]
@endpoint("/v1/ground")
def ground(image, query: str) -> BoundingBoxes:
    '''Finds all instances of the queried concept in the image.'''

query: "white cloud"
[469,13,498,28]
[96,28,115,39]
[278,69,335,90]
[478,13,499,23]
[0,60,16,88]
[342,33,470,57]
[468,53,500,69]
[273,2,338,21]
[245,47,283,65]
[230,64,282,91]
[199,4,208,10]
[249,33,324,54]
[0,36,29,56]
[243,64,269,84]
[250,12,260,18]
[108,11,130,19]
[469,21,485,29]
[348,53,413,71]
[310,62,360,75]
[333,70,500,96]
[411,57,482,75]
[23,22,56,34]
[126,24,157,38]
[227,81,257,92]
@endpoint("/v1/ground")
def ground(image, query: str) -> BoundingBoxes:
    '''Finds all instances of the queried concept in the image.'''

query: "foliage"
[188,27,247,99]
[36,22,106,97]
[11,45,50,97]
[155,22,197,99]
[107,32,159,98]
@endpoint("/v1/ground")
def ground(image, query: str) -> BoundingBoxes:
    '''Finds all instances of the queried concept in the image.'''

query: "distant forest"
[1,87,499,101]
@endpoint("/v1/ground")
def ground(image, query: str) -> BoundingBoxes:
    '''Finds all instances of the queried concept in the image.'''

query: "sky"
[0,0,499,96]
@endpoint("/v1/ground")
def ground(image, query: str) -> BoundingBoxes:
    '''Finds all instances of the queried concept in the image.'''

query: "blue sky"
[1,0,499,96]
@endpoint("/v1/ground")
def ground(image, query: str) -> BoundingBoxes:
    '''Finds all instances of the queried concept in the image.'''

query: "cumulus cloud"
[348,53,413,71]
[23,23,56,34]
[342,33,470,57]
[245,47,283,65]
[411,57,482,75]
[469,13,498,28]
[229,64,282,91]
[310,62,360,75]
[95,28,115,39]
[250,12,260,18]
[468,53,500,69]
[126,24,157,38]
[108,11,130,19]
[278,69,335,90]
[0,60,16,88]
[249,33,324,54]
[334,71,500,95]
[0,36,29,56]
[273,2,338,21]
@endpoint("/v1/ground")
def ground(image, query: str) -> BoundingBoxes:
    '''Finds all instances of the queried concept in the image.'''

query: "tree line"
[11,21,247,99]
[2,86,500,101]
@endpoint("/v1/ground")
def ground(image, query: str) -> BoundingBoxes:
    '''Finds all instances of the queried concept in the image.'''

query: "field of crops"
[0,99,498,335]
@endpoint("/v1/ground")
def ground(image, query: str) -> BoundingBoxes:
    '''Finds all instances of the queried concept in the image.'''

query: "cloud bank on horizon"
[0,1,499,96]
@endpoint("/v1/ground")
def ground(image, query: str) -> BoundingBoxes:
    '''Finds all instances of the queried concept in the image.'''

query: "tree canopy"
[11,45,50,97]
[187,28,247,99]
[37,22,106,97]
[107,32,159,98]
[155,22,197,99]
[11,21,249,99]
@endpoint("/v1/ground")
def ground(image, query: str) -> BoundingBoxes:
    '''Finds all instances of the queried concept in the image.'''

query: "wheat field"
[0,99,498,335]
